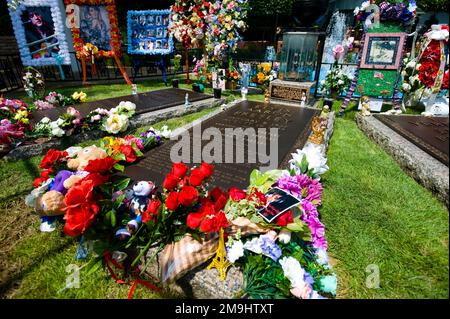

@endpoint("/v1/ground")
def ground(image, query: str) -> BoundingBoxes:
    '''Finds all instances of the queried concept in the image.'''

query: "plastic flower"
[103,114,129,134]
[332,44,345,60]
[318,275,337,295]
[290,144,329,176]
[226,240,244,263]
[243,234,282,262]
[72,91,87,103]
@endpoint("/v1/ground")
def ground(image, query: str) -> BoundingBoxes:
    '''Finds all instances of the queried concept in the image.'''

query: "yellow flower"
[262,63,271,73]
[257,72,266,83]
[72,91,87,102]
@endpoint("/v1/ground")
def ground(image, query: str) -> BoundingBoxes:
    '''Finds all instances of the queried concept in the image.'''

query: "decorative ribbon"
[339,32,366,113]
[103,251,160,299]
[425,40,446,106]
[54,54,66,81]
[75,235,89,260]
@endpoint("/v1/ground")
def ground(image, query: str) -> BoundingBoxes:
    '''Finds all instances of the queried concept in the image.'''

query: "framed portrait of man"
[127,9,173,55]
[360,33,406,70]
[8,0,70,66]
[64,0,122,58]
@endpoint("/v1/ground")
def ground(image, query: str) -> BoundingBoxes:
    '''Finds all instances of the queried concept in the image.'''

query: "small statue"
[184,93,191,107]
[300,91,307,107]
[360,96,371,116]
[308,116,326,145]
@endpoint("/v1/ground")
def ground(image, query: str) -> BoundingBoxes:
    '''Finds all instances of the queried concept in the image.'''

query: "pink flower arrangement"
[34,100,55,111]
[0,119,25,145]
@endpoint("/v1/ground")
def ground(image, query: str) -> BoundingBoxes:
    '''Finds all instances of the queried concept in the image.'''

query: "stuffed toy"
[63,146,108,188]
[27,170,74,232]
[115,181,155,239]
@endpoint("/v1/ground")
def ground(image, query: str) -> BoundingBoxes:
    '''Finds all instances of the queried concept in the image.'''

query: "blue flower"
[260,236,282,262]
[319,275,337,295]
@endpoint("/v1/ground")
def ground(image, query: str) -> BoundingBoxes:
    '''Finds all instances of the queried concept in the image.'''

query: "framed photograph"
[127,9,173,55]
[7,0,70,66]
[360,33,406,70]
[64,0,122,58]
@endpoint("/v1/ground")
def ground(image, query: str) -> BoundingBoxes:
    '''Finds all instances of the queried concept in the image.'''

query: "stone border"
[142,107,336,299]
[2,97,224,161]
[355,113,449,208]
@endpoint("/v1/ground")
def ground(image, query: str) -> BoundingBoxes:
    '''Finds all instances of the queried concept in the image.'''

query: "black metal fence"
[0,48,206,93]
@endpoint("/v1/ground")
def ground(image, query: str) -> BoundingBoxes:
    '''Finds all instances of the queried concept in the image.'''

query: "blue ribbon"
[54,54,65,80]
[75,235,89,260]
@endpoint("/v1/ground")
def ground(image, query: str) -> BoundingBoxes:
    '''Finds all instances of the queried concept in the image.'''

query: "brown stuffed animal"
[63,146,108,189]
[36,191,66,216]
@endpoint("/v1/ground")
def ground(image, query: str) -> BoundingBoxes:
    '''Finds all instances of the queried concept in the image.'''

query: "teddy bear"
[115,181,155,239]
[62,145,108,189]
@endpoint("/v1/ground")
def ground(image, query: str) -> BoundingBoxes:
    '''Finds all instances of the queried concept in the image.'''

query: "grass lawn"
[0,81,447,299]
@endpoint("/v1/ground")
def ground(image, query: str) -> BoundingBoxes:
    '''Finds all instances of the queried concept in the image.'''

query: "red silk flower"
[178,185,199,206]
[172,162,189,179]
[163,173,180,190]
[84,156,117,174]
[165,191,179,211]
[275,210,294,227]
[39,149,68,169]
[142,199,161,223]
[119,145,137,163]
[63,179,100,237]
[228,187,247,201]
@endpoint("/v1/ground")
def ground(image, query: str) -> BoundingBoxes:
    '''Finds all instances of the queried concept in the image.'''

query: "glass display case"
[279,32,323,82]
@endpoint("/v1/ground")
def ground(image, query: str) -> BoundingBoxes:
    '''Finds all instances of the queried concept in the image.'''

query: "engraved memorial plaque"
[374,114,449,166]
[269,79,316,105]
[123,100,320,190]
[32,88,212,123]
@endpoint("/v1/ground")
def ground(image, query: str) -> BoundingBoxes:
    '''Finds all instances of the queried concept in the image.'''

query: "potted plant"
[225,68,240,91]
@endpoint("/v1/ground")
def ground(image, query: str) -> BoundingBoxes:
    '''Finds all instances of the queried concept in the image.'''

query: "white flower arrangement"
[290,144,329,176]
[103,113,130,135]
[320,65,352,95]
[7,0,70,66]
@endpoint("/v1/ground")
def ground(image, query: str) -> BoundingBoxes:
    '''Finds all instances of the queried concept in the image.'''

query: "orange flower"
[257,72,266,83]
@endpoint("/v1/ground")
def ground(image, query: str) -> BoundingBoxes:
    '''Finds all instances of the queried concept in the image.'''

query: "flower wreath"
[64,0,122,59]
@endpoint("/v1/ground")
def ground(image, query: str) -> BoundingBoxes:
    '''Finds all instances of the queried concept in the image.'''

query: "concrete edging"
[355,113,449,208]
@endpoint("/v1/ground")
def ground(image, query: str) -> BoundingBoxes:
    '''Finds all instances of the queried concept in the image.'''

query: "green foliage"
[248,0,296,16]
[416,0,449,12]
[248,169,283,193]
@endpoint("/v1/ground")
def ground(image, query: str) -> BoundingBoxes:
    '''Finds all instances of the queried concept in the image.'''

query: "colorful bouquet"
[169,0,213,48]
[252,62,277,87]
[205,0,249,63]
[354,1,417,28]
[400,24,449,107]
[225,68,241,82]
[0,97,33,147]
[26,128,165,236]
[32,100,135,139]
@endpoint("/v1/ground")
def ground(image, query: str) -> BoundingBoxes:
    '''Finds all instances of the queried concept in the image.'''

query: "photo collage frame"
[127,9,173,55]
